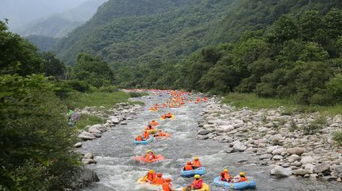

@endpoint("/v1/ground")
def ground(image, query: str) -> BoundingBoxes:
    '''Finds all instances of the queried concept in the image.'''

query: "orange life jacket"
[154,177,164,185]
[135,136,143,141]
[146,173,156,182]
[220,172,231,181]
[184,164,193,171]
[239,176,247,182]
[145,153,156,160]
[143,132,150,139]
[192,160,202,168]
[161,182,172,191]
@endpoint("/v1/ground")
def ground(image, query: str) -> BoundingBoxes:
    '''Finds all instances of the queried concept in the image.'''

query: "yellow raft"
[137,177,161,190]
[181,183,211,191]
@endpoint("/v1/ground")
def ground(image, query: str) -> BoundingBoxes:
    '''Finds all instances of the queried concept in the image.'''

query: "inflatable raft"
[146,129,158,134]
[133,155,165,163]
[181,167,206,177]
[154,132,171,138]
[213,177,256,190]
[181,183,211,191]
[136,177,161,190]
[160,115,175,120]
[133,136,154,145]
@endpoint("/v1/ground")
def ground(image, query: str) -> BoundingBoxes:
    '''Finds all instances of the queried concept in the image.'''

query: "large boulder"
[233,141,247,152]
[313,163,330,174]
[288,154,300,163]
[198,129,211,135]
[110,117,120,124]
[272,147,286,155]
[270,166,292,177]
[293,169,311,176]
[300,156,314,164]
[70,168,100,189]
[88,125,101,134]
[78,131,96,140]
[287,147,305,155]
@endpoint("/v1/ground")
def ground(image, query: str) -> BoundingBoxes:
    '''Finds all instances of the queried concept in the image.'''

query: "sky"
[0,0,91,29]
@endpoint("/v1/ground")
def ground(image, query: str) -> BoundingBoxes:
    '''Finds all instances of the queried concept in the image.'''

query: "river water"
[80,92,341,191]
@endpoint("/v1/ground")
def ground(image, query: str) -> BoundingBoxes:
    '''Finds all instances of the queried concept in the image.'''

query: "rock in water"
[270,166,292,177]
[78,131,96,140]
[233,141,247,152]
[70,168,100,189]
[287,147,305,155]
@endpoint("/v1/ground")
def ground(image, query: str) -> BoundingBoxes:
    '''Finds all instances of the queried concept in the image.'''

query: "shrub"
[129,92,148,97]
[66,80,90,92]
[332,131,342,146]
[302,115,327,135]
[98,85,118,93]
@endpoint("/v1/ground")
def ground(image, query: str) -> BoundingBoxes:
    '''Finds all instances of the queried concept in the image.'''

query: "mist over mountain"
[0,0,90,31]
[16,0,107,38]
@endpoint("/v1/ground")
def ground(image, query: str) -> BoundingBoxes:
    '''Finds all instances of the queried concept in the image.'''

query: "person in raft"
[149,120,159,126]
[232,172,248,183]
[135,135,144,141]
[183,161,194,171]
[142,131,150,140]
[185,174,203,190]
[144,170,156,183]
[145,124,154,130]
[220,169,232,182]
[144,150,157,160]
[192,157,202,169]
[155,129,168,137]
[161,178,173,191]
[153,173,165,185]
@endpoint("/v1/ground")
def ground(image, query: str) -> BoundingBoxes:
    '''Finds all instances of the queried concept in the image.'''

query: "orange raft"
[133,155,165,163]
[154,132,171,138]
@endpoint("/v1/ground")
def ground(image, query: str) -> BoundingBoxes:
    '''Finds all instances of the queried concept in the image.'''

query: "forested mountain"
[53,0,341,105]
[54,0,235,65]
[55,0,341,65]
[17,0,107,38]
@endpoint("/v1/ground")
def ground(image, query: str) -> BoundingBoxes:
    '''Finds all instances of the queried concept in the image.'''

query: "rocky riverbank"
[75,102,143,164]
[198,98,342,182]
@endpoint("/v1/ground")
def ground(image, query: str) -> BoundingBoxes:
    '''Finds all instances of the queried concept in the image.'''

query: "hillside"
[54,0,341,66]
[54,0,235,65]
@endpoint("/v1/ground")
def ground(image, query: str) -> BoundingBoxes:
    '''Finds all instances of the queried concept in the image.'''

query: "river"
[79,92,341,191]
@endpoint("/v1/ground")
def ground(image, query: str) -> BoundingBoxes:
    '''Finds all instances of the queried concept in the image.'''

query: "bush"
[76,114,105,130]
[129,92,148,97]
[66,80,90,92]
[0,74,80,190]
[302,115,327,135]
[98,85,118,93]
[332,131,342,146]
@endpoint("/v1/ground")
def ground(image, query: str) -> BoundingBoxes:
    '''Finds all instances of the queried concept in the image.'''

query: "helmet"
[148,170,155,173]
[146,150,153,153]
[157,173,162,177]
[194,174,201,179]
[194,156,199,160]
[224,169,229,172]
[187,161,192,165]
[239,172,246,176]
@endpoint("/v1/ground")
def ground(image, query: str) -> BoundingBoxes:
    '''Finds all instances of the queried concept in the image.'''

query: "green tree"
[72,53,114,88]
[41,52,66,78]
[0,74,80,190]
[0,21,43,76]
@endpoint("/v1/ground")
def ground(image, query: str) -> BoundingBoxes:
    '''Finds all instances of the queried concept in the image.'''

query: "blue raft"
[213,177,256,190]
[181,167,206,177]
[133,136,154,145]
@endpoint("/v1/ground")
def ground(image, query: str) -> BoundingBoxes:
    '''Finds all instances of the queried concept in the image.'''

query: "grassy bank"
[65,90,138,130]
[223,93,342,115]
[65,91,131,109]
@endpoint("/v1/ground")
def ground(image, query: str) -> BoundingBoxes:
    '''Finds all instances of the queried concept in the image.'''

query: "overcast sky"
[0,0,91,29]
